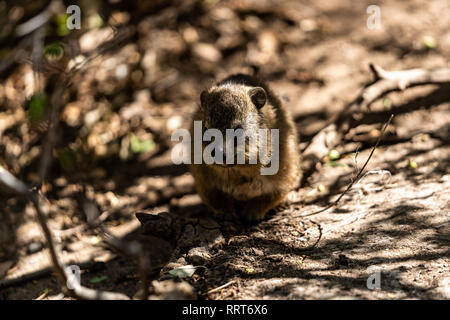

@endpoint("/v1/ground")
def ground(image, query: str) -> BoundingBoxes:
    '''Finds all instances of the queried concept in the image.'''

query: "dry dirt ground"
[0,0,449,299]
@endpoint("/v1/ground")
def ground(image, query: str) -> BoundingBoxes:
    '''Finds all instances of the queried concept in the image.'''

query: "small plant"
[130,134,155,153]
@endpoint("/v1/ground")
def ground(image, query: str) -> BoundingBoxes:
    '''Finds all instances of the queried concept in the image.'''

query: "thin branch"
[207,280,236,294]
[37,76,69,185]
[362,64,450,109]
[0,260,96,289]
[14,0,64,37]
[0,7,142,299]
[300,114,394,217]
[0,166,130,300]
[0,37,33,74]
[53,210,111,239]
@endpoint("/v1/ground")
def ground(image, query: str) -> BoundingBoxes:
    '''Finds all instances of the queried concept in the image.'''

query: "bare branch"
[14,0,64,37]
[300,63,450,183]
[0,165,130,300]
[37,76,70,185]
[53,210,111,239]
[0,37,33,74]
[0,6,144,299]
[300,114,394,217]
[362,64,450,109]
[207,280,236,295]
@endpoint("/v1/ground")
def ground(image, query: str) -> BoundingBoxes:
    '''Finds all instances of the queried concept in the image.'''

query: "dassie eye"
[249,87,267,109]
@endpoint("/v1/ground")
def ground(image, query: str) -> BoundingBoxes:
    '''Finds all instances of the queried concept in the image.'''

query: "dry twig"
[207,280,237,294]
[300,114,394,217]
[301,63,450,182]
[0,166,130,299]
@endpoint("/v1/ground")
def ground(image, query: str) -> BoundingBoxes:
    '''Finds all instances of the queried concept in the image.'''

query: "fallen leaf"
[168,265,198,278]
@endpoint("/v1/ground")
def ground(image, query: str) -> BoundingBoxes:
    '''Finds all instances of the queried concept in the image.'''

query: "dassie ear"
[249,87,267,109]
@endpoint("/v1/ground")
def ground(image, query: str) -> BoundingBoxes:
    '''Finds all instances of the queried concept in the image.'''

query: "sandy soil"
[0,0,449,299]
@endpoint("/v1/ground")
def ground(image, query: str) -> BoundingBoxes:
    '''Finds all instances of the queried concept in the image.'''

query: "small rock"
[437,277,450,299]
[150,280,196,300]
[61,103,81,127]
[182,27,199,44]
[166,115,183,133]
[177,224,197,248]
[79,28,113,52]
[192,43,222,63]
[265,254,283,262]
[115,64,129,81]
[252,248,264,256]
[186,247,211,265]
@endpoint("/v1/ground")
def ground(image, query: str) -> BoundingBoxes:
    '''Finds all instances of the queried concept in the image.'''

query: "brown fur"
[189,74,300,222]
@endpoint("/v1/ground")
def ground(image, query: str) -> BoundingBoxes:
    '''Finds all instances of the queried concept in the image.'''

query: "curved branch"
[300,63,450,181]
[0,166,130,300]
[361,64,450,109]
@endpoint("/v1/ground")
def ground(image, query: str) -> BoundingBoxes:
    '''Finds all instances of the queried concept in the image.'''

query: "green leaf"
[408,160,418,169]
[90,275,108,284]
[41,288,50,295]
[130,134,155,153]
[28,93,47,123]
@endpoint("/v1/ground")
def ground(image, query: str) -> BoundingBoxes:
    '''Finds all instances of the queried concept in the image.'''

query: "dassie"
[189,74,300,222]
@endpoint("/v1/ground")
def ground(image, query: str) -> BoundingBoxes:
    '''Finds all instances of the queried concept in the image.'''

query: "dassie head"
[198,74,279,167]
[200,86,266,132]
